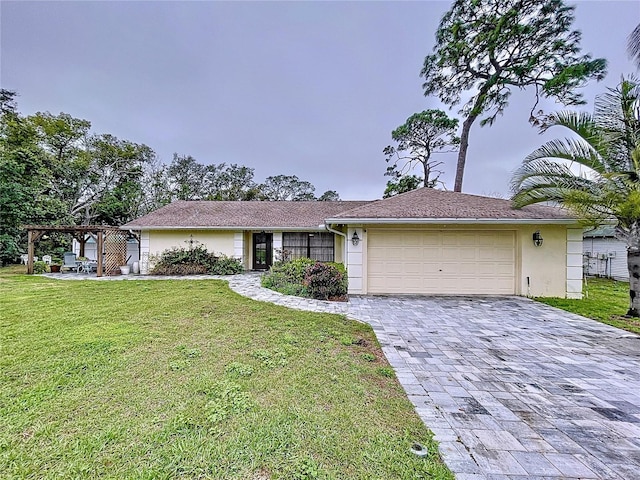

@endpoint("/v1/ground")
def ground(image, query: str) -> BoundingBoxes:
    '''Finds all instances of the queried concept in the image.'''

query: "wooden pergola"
[22,225,126,276]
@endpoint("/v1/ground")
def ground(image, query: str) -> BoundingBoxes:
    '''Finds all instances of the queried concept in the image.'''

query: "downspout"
[323,222,347,263]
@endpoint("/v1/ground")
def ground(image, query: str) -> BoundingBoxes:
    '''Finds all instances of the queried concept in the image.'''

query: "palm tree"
[511,77,640,316]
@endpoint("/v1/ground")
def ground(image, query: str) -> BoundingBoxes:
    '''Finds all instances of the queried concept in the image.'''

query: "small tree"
[383,110,458,189]
[259,174,316,201]
[382,165,422,198]
[318,190,340,201]
[421,0,607,192]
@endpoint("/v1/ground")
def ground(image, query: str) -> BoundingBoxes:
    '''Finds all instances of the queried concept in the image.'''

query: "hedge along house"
[121,188,581,298]
[120,200,370,274]
[324,188,582,298]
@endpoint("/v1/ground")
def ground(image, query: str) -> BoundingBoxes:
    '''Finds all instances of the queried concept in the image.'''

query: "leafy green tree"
[206,163,259,201]
[318,190,340,201]
[30,112,90,165]
[383,110,458,189]
[511,77,640,316]
[136,157,172,215]
[259,175,316,201]
[29,111,92,224]
[0,89,18,115]
[383,166,422,199]
[27,113,153,226]
[0,99,46,264]
[93,179,145,226]
[73,133,154,224]
[166,153,209,201]
[165,156,261,201]
[421,0,607,192]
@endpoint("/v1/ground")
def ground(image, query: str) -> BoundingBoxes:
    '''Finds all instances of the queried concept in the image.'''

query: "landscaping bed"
[261,258,349,301]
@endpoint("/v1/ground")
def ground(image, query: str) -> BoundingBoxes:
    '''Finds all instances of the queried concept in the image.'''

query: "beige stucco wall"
[517,225,568,297]
[243,231,252,270]
[334,233,345,264]
[347,223,577,298]
[148,230,236,259]
[142,228,344,273]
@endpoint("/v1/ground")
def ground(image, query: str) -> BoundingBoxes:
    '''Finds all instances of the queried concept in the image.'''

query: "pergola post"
[27,230,35,274]
[96,231,104,277]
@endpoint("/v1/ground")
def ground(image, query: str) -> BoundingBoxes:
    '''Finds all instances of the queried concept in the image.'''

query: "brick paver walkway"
[44,272,640,479]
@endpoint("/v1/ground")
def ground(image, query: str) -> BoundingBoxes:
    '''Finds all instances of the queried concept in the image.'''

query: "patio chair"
[42,255,52,265]
[61,252,79,273]
[20,254,28,265]
[78,259,98,274]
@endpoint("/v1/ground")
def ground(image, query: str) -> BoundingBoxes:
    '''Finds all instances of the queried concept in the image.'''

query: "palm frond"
[545,111,598,141]
[511,159,600,206]
[513,76,640,227]
[627,24,640,69]
[523,138,608,174]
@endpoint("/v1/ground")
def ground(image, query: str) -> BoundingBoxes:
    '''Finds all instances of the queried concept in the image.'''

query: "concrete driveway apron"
[348,296,640,480]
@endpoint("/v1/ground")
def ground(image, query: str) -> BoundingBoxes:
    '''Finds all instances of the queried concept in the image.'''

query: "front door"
[252,232,273,270]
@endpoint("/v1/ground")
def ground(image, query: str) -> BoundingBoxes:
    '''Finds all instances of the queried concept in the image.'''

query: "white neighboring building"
[72,236,140,264]
[583,226,628,281]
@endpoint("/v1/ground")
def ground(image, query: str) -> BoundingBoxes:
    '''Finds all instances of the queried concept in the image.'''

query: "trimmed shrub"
[261,271,309,297]
[303,262,347,300]
[33,261,47,274]
[209,255,244,275]
[150,245,243,276]
[262,258,347,300]
[261,258,315,285]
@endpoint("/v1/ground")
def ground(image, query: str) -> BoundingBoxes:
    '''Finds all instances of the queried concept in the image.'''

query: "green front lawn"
[536,277,640,334]
[0,267,451,479]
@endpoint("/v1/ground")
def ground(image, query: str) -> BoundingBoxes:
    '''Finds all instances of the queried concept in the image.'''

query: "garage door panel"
[380,263,404,275]
[494,263,516,275]
[367,230,515,295]
[442,247,475,260]
[403,247,425,259]
[404,264,424,275]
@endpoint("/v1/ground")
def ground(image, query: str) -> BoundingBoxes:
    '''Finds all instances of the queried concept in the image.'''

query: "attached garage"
[325,187,584,299]
[367,229,516,295]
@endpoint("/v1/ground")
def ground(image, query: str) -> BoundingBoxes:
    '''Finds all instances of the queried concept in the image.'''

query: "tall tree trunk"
[627,224,640,317]
[454,113,478,192]
[627,248,640,317]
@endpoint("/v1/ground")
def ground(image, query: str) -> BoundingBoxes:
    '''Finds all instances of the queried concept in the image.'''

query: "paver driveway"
[348,296,640,479]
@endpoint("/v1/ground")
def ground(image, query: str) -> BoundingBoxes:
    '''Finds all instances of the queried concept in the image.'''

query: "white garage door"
[367,229,516,295]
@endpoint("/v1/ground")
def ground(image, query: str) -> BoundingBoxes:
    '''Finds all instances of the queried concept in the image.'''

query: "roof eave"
[120,225,329,231]
[324,217,578,225]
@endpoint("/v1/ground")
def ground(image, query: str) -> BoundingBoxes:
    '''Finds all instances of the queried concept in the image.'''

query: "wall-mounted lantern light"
[533,230,543,247]
[351,231,360,246]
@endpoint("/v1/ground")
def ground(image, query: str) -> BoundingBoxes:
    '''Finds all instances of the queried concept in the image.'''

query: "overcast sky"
[2,1,638,200]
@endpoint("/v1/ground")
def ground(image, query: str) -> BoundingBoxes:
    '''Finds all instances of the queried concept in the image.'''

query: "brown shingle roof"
[122,189,574,230]
[121,200,371,229]
[329,188,574,222]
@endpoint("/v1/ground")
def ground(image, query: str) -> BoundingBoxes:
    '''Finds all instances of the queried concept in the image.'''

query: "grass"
[0,266,452,479]
[536,277,640,334]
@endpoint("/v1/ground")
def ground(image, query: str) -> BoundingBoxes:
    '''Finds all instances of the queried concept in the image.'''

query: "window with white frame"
[282,232,334,262]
